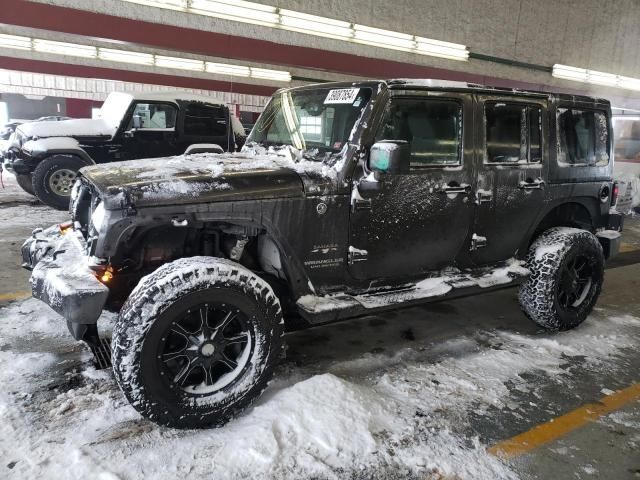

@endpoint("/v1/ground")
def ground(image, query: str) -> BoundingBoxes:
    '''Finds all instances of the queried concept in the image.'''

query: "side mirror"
[369,141,410,175]
[131,115,142,129]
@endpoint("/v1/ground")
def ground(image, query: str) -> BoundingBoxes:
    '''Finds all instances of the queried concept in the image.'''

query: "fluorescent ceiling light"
[155,55,204,71]
[353,24,415,50]
[190,0,278,26]
[618,76,640,91]
[33,39,97,58]
[415,37,469,60]
[553,64,640,92]
[0,34,32,50]
[99,48,154,65]
[120,0,469,61]
[1,32,290,82]
[122,0,186,10]
[587,70,618,87]
[280,9,352,40]
[250,67,292,82]
[206,62,250,77]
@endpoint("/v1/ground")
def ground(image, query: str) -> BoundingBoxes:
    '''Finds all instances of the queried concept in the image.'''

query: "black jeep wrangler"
[22,80,623,428]
[4,91,245,210]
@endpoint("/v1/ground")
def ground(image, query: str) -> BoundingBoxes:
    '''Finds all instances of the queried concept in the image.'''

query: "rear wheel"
[32,155,92,210]
[15,173,35,196]
[518,227,604,331]
[112,257,285,428]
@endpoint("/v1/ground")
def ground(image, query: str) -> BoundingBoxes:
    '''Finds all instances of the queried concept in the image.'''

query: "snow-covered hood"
[17,118,116,141]
[80,152,313,210]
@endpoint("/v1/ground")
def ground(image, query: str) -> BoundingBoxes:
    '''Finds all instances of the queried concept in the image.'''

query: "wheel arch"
[522,199,599,253]
[39,148,95,165]
[105,215,312,308]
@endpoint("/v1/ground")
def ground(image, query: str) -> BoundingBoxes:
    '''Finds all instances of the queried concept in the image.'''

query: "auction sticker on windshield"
[324,88,360,104]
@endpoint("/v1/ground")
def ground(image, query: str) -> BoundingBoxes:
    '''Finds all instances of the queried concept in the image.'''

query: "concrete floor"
[0,172,638,479]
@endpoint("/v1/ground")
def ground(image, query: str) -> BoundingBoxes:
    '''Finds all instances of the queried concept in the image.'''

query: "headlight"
[91,202,106,232]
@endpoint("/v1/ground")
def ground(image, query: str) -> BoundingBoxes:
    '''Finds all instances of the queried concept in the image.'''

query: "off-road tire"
[15,173,35,196]
[32,155,92,210]
[112,257,285,428]
[518,227,604,331]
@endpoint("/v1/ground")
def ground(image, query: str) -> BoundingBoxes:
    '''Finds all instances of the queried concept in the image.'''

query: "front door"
[122,101,180,160]
[348,93,475,283]
[471,95,548,265]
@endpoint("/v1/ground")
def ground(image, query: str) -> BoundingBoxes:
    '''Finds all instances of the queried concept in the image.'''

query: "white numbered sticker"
[324,88,360,104]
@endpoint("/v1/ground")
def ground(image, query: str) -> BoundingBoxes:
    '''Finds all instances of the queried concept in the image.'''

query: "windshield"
[247,87,372,160]
[98,92,134,129]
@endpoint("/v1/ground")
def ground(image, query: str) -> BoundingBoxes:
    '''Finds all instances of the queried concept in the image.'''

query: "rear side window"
[485,103,542,163]
[184,103,227,137]
[557,108,609,166]
[377,99,462,168]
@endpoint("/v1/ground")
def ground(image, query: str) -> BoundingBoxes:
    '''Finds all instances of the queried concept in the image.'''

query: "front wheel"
[112,257,285,428]
[519,227,604,331]
[32,155,92,210]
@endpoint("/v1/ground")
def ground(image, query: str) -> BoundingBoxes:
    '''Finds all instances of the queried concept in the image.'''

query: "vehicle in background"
[4,92,245,209]
[1,116,71,140]
[22,80,622,428]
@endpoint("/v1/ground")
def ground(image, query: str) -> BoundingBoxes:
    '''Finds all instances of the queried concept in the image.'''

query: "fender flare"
[26,137,95,165]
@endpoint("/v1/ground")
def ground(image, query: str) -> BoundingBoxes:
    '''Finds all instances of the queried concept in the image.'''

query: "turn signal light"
[99,269,113,283]
[59,221,73,235]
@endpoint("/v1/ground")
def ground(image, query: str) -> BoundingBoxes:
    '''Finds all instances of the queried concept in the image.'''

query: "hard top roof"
[283,79,610,105]
[124,90,227,105]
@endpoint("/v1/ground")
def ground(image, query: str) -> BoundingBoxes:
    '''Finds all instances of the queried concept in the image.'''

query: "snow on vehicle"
[21,80,623,428]
[4,92,246,209]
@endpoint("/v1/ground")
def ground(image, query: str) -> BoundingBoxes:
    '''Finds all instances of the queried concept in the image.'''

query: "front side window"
[184,103,227,137]
[129,102,177,130]
[485,103,542,163]
[377,99,462,168]
[557,108,609,166]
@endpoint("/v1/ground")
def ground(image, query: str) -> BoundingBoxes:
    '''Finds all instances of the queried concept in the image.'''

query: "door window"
[557,108,609,166]
[377,99,462,168]
[129,102,177,130]
[485,103,542,163]
[184,103,227,137]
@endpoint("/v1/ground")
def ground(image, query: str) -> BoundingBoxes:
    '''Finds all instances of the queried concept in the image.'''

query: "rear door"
[471,94,548,265]
[348,91,476,282]
[178,102,231,153]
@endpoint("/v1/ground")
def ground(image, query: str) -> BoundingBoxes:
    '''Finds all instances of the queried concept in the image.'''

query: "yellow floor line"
[488,383,640,459]
[619,242,639,253]
[0,291,31,302]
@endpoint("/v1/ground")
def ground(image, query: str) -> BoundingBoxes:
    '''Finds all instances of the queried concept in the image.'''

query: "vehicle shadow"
[281,286,538,377]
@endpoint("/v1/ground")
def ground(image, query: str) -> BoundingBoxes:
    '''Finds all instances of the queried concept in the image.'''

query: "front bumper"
[22,225,109,330]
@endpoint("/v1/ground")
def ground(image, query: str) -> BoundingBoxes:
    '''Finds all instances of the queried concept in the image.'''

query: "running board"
[297,260,529,324]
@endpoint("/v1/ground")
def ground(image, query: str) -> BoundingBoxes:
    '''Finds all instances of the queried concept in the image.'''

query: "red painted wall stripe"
[0,56,278,97]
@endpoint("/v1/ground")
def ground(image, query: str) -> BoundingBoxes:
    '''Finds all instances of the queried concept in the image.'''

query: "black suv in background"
[4,92,245,209]
[22,80,622,428]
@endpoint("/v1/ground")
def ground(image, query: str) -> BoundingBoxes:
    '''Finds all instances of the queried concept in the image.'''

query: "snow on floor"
[0,296,639,480]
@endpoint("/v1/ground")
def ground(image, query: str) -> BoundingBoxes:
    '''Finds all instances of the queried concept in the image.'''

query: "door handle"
[476,190,493,204]
[519,179,545,190]
[441,182,471,195]
[353,198,372,211]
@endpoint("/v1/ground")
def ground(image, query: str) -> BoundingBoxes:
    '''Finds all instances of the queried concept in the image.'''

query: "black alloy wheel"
[158,302,254,395]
